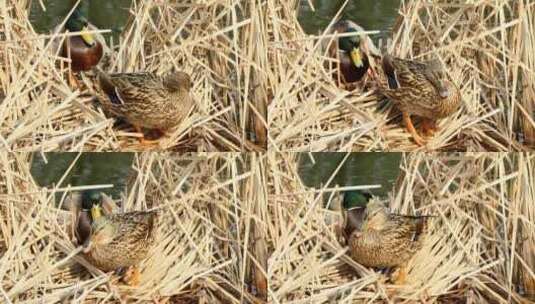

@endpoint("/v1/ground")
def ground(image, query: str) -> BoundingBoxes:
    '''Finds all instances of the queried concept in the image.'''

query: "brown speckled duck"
[381,55,462,145]
[349,198,431,284]
[95,68,194,145]
[77,192,158,286]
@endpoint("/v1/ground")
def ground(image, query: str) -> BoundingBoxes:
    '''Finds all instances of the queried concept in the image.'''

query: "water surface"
[298,152,401,197]
[29,0,132,43]
[298,0,400,41]
[31,153,134,200]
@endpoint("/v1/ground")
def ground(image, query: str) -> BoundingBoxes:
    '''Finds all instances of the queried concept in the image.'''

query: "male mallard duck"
[95,69,194,145]
[82,202,158,286]
[381,55,462,146]
[54,5,103,86]
[348,198,431,284]
[69,191,117,245]
[342,190,372,239]
[328,20,381,87]
[343,190,372,209]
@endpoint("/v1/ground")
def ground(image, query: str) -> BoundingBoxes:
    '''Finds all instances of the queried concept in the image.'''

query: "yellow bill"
[80,26,96,46]
[350,48,363,68]
[91,204,103,220]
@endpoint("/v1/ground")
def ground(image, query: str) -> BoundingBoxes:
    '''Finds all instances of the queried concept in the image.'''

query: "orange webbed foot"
[391,264,407,285]
[402,112,426,146]
[122,266,141,286]
[132,125,161,147]
[421,118,438,137]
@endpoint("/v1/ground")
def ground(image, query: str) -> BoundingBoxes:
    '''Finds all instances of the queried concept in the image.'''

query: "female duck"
[349,198,432,284]
[82,202,158,286]
[381,55,462,145]
[95,68,194,145]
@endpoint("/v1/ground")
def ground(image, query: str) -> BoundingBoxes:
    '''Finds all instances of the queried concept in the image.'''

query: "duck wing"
[388,214,432,242]
[97,71,163,105]
[112,211,159,245]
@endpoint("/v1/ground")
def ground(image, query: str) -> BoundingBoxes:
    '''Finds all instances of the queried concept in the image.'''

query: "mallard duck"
[53,5,103,86]
[381,55,462,145]
[95,68,194,145]
[342,190,372,240]
[82,201,158,286]
[328,20,381,87]
[343,190,372,209]
[348,198,431,284]
[69,191,117,245]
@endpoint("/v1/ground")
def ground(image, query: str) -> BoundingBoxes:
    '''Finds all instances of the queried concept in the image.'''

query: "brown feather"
[95,69,194,130]
[381,55,462,119]
[84,211,158,271]
[349,201,431,268]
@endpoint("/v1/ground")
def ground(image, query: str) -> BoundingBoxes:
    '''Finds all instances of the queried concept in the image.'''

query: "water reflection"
[29,0,132,43]
[298,152,401,197]
[298,0,400,41]
[31,153,134,199]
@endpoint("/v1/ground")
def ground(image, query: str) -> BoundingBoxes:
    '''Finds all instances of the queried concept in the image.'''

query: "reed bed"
[0,152,268,303]
[0,0,267,151]
[268,0,535,151]
[267,152,535,302]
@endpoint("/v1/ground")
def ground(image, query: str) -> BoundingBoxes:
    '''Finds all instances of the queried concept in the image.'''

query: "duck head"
[65,7,95,47]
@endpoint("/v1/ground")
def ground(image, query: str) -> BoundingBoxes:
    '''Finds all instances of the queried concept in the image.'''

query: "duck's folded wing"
[115,211,159,243]
[383,56,428,89]
[390,214,430,242]
[98,72,160,105]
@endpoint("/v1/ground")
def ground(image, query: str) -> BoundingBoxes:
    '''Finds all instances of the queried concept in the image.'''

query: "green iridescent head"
[342,190,372,209]
[338,31,361,53]
[338,24,364,68]
[65,7,96,47]
[81,190,101,210]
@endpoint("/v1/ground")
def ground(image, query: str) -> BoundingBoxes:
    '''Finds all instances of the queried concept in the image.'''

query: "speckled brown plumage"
[83,210,158,272]
[349,199,429,268]
[381,55,462,145]
[95,69,194,131]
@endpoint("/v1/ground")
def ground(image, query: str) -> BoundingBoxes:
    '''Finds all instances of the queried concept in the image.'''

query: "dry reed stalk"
[268,0,535,151]
[267,152,535,303]
[0,0,267,151]
[0,152,267,303]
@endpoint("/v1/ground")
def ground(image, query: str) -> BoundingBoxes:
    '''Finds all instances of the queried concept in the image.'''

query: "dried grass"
[0,0,267,151]
[0,152,268,303]
[267,152,535,303]
[268,0,535,151]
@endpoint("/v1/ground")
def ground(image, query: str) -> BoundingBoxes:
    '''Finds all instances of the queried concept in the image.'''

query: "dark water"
[31,153,134,199]
[298,0,400,41]
[298,153,401,197]
[29,0,132,43]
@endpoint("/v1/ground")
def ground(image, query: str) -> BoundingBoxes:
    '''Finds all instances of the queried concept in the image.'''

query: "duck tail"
[147,210,160,237]
[93,66,109,87]
[412,217,427,241]
[382,54,399,89]
[94,67,124,105]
